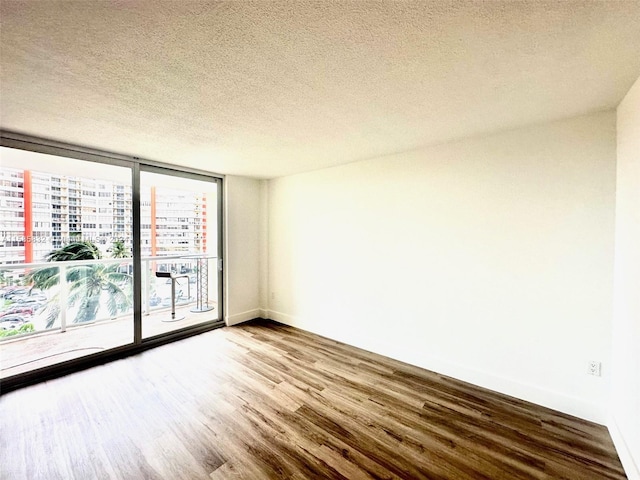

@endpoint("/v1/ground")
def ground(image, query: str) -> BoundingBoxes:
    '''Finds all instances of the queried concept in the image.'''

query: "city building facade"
[0,167,209,271]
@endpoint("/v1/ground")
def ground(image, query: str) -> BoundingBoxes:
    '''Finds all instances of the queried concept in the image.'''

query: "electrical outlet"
[271,292,275,300]
[587,361,601,376]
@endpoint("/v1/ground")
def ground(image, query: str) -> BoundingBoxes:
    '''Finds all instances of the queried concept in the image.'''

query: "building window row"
[1,190,24,198]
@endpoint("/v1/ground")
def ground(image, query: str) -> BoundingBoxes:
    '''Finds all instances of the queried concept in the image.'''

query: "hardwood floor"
[0,320,626,479]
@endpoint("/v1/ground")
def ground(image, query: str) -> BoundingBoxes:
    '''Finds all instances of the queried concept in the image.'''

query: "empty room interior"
[0,1,639,479]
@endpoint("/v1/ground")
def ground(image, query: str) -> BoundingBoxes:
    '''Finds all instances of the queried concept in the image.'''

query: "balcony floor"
[0,303,219,379]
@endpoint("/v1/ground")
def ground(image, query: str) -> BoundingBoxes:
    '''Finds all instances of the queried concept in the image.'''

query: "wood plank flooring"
[0,319,627,479]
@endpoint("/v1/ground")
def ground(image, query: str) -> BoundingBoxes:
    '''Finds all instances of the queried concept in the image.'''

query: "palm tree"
[26,241,101,293]
[66,263,131,323]
[26,241,132,327]
[46,241,102,262]
[108,239,130,259]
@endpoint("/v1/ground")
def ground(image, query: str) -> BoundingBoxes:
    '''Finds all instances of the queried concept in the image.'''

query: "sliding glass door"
[140,168,222,339]
[0,138,224,385]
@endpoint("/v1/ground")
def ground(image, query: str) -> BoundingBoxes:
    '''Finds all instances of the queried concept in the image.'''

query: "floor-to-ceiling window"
[0,138,223,387]
[140,168,221,338]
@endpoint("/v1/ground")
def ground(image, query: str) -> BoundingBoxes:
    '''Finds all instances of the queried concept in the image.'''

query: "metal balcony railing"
[0,253,218,342]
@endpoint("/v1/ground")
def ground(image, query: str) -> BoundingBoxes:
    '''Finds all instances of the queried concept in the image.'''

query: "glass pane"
[140,170,219,339]
[0,147,134,378]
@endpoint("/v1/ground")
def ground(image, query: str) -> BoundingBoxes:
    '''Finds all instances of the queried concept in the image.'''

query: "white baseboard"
[264,309,606,424]
[609,415,640,480]
[225,308,262,326]
[264,309,296,325]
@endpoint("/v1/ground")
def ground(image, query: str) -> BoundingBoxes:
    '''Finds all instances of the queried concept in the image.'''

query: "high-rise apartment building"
[141,186,208,257]
[1,167,135,263]
[0,167,208,268]
[0,168,27,264]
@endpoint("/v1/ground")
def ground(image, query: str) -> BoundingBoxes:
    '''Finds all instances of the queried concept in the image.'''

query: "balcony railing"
[0,253,218,342]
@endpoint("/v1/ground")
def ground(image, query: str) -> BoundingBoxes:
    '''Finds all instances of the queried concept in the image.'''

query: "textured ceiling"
[1,1,639,178]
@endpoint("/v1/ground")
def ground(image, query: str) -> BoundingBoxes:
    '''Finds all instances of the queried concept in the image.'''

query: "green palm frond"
[108,240,130,259]
[22,241,136,325]
[40,300,61,329]
[25,267,60,290]
[45,241,102,262]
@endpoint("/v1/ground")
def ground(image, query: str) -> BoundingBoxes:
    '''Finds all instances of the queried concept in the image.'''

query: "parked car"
[0,315,26,330]
[0,306,34,318]
[3,289,29,300]
[28,294,47,302]
[15,298,44,310]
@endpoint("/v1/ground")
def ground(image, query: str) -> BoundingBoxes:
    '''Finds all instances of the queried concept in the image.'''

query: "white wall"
[610,76,640,480]
[224,175,264,325]
[266,112,617,423]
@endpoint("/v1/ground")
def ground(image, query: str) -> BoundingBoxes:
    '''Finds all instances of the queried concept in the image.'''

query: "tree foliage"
[0,322,35,338]
[25,241,132,327]
[108,240,130,259]
[46,241,102,262]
